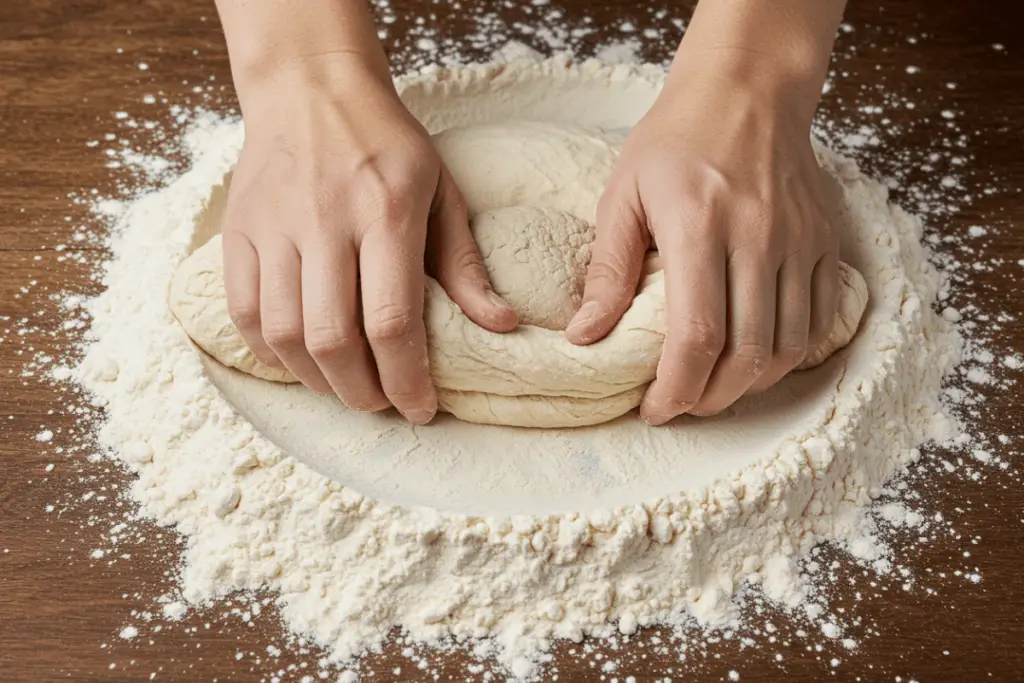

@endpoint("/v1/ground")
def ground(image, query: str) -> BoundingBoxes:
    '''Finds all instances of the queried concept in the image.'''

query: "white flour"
[69,52,964,681]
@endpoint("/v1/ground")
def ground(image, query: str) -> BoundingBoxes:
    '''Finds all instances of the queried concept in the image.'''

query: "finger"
[565,185,650,345]
[640,223,727,426]
[222,230,281,368]
[749,253,811,393]
[257,235,332,393]
[428,166,517,333]
[360,223,437,424]
[301,239,390,412]
[809,249,840,349]
[692,250,777,415]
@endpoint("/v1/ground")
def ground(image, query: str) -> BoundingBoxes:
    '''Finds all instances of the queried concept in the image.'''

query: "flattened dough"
[169,122,869,428]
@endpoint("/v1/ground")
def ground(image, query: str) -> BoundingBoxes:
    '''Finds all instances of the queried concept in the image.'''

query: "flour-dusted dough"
[471,206,593,331]
[169,121,869,428]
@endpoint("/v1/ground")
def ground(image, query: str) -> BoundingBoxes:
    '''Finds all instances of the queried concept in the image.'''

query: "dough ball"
[472,206,593,331]
[169,121,870,429]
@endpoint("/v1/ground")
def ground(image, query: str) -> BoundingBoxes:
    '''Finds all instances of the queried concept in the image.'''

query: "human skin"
[565,0,849,425]
[214,0,846,425]
[214,0,517,424]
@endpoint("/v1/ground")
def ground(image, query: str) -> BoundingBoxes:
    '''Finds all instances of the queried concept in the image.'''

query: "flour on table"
[75,53,962,680]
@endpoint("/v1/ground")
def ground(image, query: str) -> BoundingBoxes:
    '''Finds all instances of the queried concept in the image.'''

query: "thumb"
[429,165,518,333]
[565,186,650,345]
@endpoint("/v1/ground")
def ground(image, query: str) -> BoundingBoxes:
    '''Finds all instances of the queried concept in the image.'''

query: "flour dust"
[7,7,1022,683]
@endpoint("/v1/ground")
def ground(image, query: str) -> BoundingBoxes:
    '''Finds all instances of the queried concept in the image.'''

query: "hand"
[566,56,839,425]
[221,60,516,423]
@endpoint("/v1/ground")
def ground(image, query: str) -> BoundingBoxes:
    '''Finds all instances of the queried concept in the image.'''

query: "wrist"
[235,57,409,142]
[664,48,822,129]
[233,50,393,112]
[216,0,393,114]
[669,0,845,126]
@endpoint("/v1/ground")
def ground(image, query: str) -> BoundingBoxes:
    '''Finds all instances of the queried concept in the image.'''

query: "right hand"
[222,59,517,423]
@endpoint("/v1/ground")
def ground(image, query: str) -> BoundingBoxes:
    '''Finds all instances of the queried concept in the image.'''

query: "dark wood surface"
[2,1,1022,681]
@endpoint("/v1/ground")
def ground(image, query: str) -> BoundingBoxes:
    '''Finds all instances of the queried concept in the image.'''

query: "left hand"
[565,56,840,425]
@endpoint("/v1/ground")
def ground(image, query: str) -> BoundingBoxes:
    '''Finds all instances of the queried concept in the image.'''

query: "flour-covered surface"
[2,2,1023,682]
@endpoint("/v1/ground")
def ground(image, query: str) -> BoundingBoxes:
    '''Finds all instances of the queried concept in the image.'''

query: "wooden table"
[2,1,1022,681]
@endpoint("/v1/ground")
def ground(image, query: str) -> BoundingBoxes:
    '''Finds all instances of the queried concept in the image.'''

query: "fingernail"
[565,301,598,338]
[350,397,391,413]
[487,290,513,311]
[642,412,671,427]
[404,408,436,425]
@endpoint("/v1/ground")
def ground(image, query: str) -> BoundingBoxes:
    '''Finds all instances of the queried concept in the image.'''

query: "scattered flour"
[10,7,1019,683]
[68,50,964,681]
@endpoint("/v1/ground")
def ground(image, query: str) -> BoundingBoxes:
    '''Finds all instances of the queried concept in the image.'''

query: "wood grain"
[1,1,1022,681]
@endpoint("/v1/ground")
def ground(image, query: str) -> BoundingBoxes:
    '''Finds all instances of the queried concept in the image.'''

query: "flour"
[7,12,1006,683]
[65,50,967,681]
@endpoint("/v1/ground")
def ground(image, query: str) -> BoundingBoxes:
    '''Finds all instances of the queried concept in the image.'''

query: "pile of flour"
[74,52,961,680]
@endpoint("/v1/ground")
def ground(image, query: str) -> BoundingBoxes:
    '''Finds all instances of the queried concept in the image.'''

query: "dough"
[169,121,869,428]
[471,206,592,331]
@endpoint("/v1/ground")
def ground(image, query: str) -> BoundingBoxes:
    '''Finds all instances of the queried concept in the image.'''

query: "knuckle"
[227,301,261,332]
[305,327,360,360]
[597,187,648,239]
[736,218,779,254]
[344,173,412,229]
[352,157,432,223]
[446,242,487,277]
[748,198,776,227]
[778,249,808,273]
[365,305,418,343]
[221,202,255,231]
[775,339,808,368]
[586,257,630,288]
[354,167,391,203]
[381,194,419,226]
[596,190,636,229]
[670,217,721,252]
[730,341,772,374]
[678,320,726,359]
[262,323,304,351]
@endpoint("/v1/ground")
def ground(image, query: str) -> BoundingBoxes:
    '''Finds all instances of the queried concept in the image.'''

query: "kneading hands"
[214,0,847,426]
[564,0,848,424]
[215,0,516,425]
